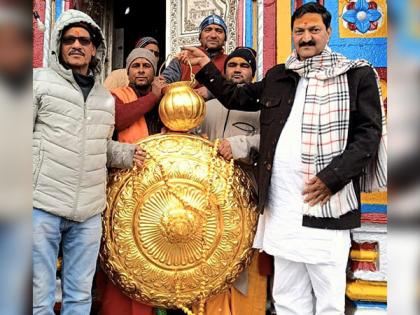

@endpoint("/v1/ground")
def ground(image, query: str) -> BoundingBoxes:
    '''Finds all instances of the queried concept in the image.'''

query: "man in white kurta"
[180,3,386,315]
[253,77,351,314]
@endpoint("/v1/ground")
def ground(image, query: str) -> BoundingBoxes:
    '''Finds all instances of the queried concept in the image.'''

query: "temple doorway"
[111,0,166,70]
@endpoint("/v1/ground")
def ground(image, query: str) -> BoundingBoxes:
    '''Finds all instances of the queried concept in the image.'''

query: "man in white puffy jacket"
[32,10,145,315]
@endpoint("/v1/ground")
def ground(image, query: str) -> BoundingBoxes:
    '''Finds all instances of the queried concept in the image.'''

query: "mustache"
[69,49,85,56]
[299,40,316,47]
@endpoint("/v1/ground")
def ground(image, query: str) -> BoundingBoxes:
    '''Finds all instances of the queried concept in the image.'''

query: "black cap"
[224,46,257,76]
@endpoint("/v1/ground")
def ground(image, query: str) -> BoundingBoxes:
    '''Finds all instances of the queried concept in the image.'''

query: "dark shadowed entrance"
[112,0,166,70]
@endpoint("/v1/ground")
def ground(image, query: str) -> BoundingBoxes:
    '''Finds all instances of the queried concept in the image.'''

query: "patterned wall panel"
[166,0,239,57]
[325,0,387,67]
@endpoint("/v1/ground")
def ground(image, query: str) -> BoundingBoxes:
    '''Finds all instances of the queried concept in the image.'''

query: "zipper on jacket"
[72,86,88,219]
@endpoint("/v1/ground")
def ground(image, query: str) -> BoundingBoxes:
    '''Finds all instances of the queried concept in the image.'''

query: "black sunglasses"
[62,36,92,46]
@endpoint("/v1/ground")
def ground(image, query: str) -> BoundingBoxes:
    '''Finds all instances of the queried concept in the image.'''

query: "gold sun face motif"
[100,133,258,309]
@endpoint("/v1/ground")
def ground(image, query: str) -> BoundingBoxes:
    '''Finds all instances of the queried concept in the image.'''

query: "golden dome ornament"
[158,80,206,132]
[158,56,205,132]
[100,56,259,314]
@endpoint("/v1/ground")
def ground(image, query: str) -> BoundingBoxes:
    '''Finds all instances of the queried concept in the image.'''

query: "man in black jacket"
[179,3,386,314]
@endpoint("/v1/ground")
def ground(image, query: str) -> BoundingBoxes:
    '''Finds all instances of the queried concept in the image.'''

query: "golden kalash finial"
[158,67,205,131]
[100,56,258,315]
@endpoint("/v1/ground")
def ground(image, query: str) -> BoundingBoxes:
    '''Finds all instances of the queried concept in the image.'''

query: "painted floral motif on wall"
[342,0,383,34]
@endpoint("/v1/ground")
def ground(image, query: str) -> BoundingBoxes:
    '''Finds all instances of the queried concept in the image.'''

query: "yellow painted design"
[350,249,378,262]
[361,192,387,204]
[276,0,292,63]
[339,0,388,38]
[379,79,387,101]
[346,280,387,302]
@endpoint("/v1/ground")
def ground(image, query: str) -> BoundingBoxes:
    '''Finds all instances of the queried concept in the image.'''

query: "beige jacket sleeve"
[106,124,136,169]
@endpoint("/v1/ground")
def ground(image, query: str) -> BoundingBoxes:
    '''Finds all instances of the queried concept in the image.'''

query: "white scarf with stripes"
[285,46,387,218]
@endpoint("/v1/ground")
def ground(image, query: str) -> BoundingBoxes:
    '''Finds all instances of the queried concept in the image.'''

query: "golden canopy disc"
[100,133,259,309]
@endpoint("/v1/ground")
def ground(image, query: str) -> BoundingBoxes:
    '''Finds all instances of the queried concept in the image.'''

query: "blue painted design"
[342,0,382,33]
[245,0,253,47]
[354,301,387,309]
[55,0,63,21]
[361,204,387,214]
[323,0,387,67]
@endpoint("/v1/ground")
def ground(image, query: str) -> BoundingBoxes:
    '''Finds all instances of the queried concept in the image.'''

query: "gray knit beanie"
[126,48,158,74]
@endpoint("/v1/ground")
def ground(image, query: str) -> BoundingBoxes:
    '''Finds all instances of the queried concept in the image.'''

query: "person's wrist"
[199,56,211,68]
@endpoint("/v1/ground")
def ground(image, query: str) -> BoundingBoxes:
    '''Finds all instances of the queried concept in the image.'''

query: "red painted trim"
[295,0,324,10]
[376,67,387,81]
[64,0,71,10]
[376,67,387,110]
[351,261,377,272]
[263,0,276,74]
[351,241,378,251]
[237,0,244,46]
[68,0,76,9]
[361,213,388,224]
[295,0,303,9]
[33,0,46,68]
